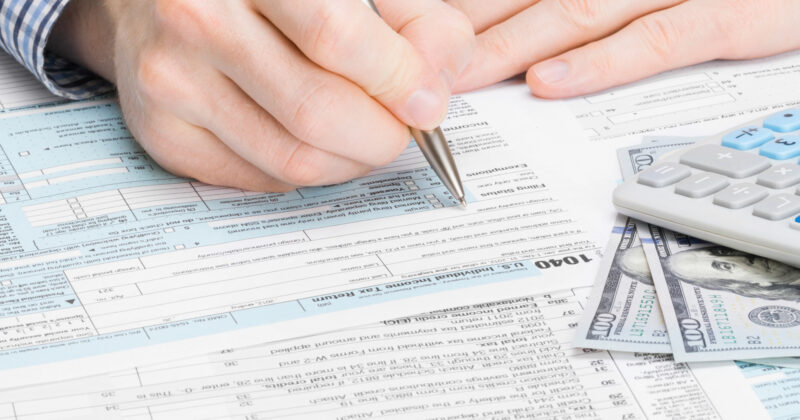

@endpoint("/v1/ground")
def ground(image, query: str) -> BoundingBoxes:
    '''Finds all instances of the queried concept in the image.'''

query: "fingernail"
[532,59,570,84]
[406,88,444,128]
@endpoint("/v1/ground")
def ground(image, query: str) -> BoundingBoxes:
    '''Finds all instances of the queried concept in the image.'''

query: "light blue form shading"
[0,100,514,373]
[0,262,539,369]
[737,361,800,418]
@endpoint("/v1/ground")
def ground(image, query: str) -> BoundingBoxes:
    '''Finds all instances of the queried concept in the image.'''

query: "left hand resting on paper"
[447,0,800,98]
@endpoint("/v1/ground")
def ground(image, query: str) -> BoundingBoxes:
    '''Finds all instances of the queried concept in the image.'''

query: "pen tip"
[459,197,467,208]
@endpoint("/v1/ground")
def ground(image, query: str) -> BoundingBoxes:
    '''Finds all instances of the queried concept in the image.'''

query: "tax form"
[0,80,605,387]
[2,49,796,417]
[739,361,800,418]
[0,287,769,420]
[569,50,800,141]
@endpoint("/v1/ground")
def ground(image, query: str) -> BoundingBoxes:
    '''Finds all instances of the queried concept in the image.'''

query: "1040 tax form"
[0,288,769,420]
[0,81,604,387]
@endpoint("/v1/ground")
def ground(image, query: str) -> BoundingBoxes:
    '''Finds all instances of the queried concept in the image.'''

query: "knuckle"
[556,0,603,32]
[442,7,478,54]
[368,42,418,99]
[154,0,214,42]
[135,50,177,101]
[589,41,618,80]
[634,15,682,64]
[279,144,326,186]
[446,0,472,16]
[287,80,336,143]
[444,0,482,32]
[302,3,355,64]
[154,0,194,27]
[451,7,478,39]
[482,26,517,62]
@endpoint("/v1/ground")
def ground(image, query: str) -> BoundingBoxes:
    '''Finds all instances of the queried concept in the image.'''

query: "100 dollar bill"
[617,138,697,180]
[573,138,698,353]
[573,215,670,352]
[641,224,800,362]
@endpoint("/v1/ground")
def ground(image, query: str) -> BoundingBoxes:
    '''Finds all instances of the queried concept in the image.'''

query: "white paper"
[0,287,769,420]
[2,50,795,417]
[0,81,607,387]
[0,54,63,112]
[569,50,800,140]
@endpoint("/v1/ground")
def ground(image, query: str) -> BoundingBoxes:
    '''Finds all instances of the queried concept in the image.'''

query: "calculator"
[613,109,800,266]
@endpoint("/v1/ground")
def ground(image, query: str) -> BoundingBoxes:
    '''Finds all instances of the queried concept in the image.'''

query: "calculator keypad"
[712,183,769,209]
[757,164,800,189]
[758,135,800,160]
[675,172,728,198]
[619,109,800,266]
[763,109,800,132]
[753,194,800,221]
[721,126,774,150]
[637,163,691,187]
[680,145,771,178]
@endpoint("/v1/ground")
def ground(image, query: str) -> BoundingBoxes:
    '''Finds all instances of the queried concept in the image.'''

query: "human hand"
[48,0,474,191]
[447,0,800,98]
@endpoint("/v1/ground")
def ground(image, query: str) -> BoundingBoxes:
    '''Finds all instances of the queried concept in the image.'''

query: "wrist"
[48,0,118,82]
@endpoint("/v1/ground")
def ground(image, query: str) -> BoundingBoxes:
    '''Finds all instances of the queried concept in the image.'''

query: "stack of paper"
[3,49,800,419]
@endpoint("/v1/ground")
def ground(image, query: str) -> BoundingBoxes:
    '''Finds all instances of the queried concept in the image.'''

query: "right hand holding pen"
[49,0,475,191]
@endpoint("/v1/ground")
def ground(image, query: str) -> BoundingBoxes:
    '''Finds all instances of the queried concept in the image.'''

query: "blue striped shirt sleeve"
[0,0,114,99]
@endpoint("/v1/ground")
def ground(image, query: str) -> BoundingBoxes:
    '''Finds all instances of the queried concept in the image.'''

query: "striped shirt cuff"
[0,0,114,100]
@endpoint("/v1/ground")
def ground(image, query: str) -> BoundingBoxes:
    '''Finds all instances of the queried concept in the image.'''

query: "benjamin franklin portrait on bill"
[617,246,800,300]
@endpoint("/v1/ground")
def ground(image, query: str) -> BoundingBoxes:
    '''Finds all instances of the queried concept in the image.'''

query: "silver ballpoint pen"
[365,0,467,207]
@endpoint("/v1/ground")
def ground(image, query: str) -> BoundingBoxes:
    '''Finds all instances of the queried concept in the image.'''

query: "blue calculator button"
[721,126,774,150]
[764,109,800,132]
[759,135,800,160]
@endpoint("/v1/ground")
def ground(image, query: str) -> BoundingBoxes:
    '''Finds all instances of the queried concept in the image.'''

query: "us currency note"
[640,224,800,362]
[617,138,697,179]
[617,137,800,362]
[572,139,699,353]
[573,215,671,352]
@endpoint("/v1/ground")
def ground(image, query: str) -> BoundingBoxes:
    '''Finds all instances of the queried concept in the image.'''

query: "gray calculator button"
[674,172,729,198]
[637,163,691,188]
[680,145,771,178]
[757,164,800,189]
[712,183,769,209]
[753,194,800,220]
